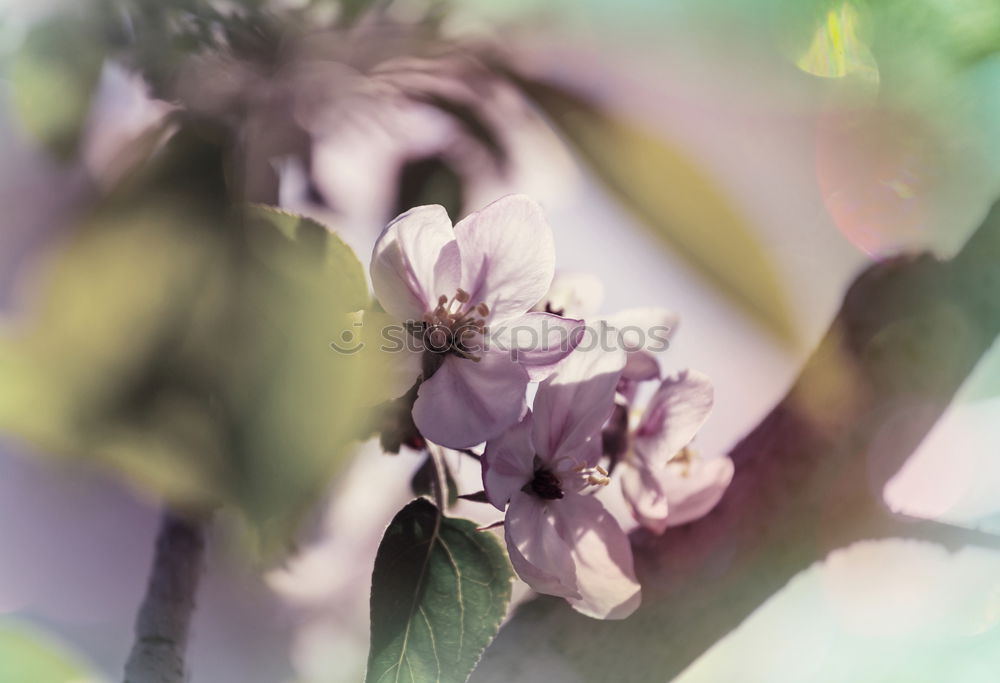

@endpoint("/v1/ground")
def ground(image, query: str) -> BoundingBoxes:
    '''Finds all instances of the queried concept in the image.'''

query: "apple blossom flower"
[533,272,678,401]
[370,194,584,449]
[615,370,733,534]
[482,347,641,620]
[531,271,605,319]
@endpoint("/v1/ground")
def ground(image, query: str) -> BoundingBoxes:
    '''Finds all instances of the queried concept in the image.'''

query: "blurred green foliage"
[9,16,105,160]
[0,126,386,553]
[0,619,102,683]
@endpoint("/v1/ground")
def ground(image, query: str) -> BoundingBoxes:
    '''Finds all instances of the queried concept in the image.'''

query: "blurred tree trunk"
[123,512,206,683]
[473,201,1000,682]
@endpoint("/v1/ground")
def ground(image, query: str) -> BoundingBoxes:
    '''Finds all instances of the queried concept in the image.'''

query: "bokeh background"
[2,0,1000,681]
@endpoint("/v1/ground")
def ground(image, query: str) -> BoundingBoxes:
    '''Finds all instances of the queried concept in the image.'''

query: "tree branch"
[473,201,1000,682]
[123,511,207,683]
[851,513,1000,553]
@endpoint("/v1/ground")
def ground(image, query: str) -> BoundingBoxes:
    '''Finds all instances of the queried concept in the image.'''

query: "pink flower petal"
[620,461,671,535]
[634,370,714,466]
[623,456,734,532]
[621,350,661,383]
[412,350,528,449]
[554,493,641,620]
[483,411,536,510]
[603,307,679,354]
[454,195,555,325]
[533,271,605,318]
[505,491,581,600]
[370,204,460,320]
[532,347,626,463]
[661,455,734,528]
[494,312,585,381]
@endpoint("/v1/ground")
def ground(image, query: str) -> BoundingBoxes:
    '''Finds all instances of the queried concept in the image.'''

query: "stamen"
[574,463,611,488]
[414,289,492,366]
[670,447,694,466]
[670,447,696,477]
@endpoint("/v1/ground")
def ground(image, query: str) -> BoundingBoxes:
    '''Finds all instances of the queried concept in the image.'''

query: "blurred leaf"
[0,619,103,683]
[0,201,228,505]
[224,209,383,550]
[244,204,369,312]
[877,0,1000,67]
[0,131,383,551]
[394,155,465,220]
[511,74,797,343]
[367,498,513,683]
[411,452,458,507]
[9,17,104,159]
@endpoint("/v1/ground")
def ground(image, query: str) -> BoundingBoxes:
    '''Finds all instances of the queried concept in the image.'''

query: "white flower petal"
[370,204,460,320]
[621,350,661,383]
[620,461,671,535]
[603,307,679,355]
[534,271,605,318]
[412,350,528,449]
[634,370,714,465]
[505,491,580,599]
[555,493,641,620]
[454,194,555,324]
[493,312,585,381]
[662,455,734,528]
[483,412,536,510]
[532,346,626,463]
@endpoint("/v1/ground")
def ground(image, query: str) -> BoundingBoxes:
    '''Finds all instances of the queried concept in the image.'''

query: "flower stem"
[123,510,207,683]
[428,444,449,511]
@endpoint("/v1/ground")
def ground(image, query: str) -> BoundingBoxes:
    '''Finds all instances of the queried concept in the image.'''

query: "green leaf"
[244,204,370,312]
[9,17,104,159]
[0,619,103,683]
[367,499,513,683]
[512,74,797,344]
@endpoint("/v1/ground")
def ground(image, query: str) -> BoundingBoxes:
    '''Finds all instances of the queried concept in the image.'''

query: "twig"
[123,511,207,683]
[853,512,1000,554]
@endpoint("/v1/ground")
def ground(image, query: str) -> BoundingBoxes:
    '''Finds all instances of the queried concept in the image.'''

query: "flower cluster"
[366,195,732,619]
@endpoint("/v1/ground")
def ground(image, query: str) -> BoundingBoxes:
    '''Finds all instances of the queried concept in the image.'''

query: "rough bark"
[472,202,1000,682]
